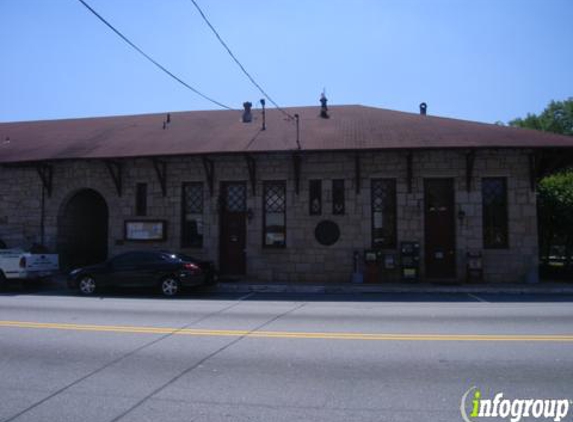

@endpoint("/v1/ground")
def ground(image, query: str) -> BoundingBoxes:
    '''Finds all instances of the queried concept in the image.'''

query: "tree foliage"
[509,98,573,267]
[509,97,573,136]
[537,172,573,259]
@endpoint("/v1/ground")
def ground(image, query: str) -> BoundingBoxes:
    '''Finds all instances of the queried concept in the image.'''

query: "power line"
[76,0,233,110]
[188,0,294,120]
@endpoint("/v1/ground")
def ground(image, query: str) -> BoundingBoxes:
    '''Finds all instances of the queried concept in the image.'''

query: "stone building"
[1,104,572,283]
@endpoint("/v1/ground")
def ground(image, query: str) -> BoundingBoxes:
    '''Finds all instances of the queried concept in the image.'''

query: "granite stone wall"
[0,148,538,283]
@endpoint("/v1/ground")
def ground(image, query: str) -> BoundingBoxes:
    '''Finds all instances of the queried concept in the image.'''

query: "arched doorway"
[58,189,109,269]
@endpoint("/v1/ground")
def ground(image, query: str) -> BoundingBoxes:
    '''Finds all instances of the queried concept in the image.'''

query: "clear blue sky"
[1,0,572,124]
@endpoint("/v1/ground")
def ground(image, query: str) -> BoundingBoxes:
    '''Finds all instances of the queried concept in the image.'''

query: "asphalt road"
[1,285,573,422]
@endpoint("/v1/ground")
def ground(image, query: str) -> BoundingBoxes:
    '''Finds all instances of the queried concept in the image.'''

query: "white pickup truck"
[0,248,60,287]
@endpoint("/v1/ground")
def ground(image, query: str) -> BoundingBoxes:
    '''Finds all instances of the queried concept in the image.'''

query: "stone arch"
[57,188,109,269]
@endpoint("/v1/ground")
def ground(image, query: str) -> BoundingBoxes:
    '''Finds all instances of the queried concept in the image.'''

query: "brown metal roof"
[1,105,572,164]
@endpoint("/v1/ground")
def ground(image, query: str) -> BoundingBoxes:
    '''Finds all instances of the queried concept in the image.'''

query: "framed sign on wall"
[124,220,167,241]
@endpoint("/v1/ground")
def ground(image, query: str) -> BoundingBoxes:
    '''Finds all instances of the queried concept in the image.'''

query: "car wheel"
[160,276,180,297]
[78,275,97,296]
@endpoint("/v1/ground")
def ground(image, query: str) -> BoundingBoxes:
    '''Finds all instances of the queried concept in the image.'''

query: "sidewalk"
[216,280,573,294]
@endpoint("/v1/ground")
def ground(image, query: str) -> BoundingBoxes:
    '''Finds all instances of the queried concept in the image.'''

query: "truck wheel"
[78,275,98,296]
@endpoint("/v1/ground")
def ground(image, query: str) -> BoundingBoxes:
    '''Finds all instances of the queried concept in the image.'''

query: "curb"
[216,282,573,295]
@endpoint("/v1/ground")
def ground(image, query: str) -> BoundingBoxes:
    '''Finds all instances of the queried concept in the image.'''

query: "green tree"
[509,97,573,136]
[537,172,573,263]
[509,98,573,273]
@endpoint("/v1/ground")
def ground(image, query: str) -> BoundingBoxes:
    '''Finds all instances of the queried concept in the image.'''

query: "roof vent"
[242,102,253,123]
[162,113,171,130]
[260,99,266,130]
[419,102,427,116]
[320,93,329,119]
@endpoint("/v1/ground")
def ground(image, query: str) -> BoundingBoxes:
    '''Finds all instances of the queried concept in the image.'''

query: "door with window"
[219,182,247,275]
[424,178,456,279]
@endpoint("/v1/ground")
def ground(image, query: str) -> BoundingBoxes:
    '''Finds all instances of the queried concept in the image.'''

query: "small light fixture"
[247,208,254,222]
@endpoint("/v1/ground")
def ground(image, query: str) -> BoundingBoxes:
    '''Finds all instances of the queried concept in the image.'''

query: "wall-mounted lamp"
[247,208,254,222]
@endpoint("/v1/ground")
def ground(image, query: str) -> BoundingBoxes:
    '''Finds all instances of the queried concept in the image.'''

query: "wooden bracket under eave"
[354,154,361,194]
[245,154,256,196]
[466,150,476,192]
[36,163,53,197]
[406,152,413,194]
[152,158,167,197]
[202,156,215,197]
[104,160,123,197]
[529,152,539,192]
[292,153,301,195]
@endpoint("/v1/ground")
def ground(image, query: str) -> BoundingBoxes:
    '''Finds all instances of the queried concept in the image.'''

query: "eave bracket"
[292,153,301,195]
[202,156,215,197]
[105,160,123,197]
[406,152,413,194]
[152,158,167,197]
[36,163,53,197]
[466,150,476,192]
[245,154,257,195]
[355,154,361,194]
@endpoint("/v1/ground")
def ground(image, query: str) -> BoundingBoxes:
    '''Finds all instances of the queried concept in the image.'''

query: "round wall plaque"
[314,220,340,246]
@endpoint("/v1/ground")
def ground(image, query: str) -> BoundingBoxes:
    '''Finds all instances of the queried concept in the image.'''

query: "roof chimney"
[419,102,427,116]
[242,102,253,123]
[320,93,329,119]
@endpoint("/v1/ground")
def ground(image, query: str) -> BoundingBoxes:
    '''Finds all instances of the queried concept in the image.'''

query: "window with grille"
[263,181,286,247]
[309,180,322,215]
[332,179,345,215]
[224,184,246,212]
[371,179,397,248]
[135,183,147,216]
[181,182,204,248]
[482,177,508,249]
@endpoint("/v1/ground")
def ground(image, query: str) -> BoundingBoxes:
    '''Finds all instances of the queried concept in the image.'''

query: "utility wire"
[188,0,294,120]
[76,0,233,110]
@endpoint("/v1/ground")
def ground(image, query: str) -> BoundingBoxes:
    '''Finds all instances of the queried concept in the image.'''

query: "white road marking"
[468,293,488,303]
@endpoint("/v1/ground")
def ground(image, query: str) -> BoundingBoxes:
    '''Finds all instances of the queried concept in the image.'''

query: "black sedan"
[68,250,217,296]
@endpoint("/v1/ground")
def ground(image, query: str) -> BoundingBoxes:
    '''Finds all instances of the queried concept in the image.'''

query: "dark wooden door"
[424,179,456,279]
[219,182,247,275]
[57,189,108,270]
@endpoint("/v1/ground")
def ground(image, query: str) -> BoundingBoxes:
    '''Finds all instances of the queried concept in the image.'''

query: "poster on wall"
[124,220,166,241]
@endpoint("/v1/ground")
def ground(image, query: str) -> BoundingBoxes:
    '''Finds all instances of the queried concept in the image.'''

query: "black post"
[260,99,266,131]
[295,114,301,150]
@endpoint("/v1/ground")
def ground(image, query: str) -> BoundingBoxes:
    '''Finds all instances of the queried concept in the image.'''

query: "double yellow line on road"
[1,320,573,342]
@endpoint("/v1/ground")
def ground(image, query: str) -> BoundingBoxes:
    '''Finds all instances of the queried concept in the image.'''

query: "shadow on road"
[2,278,573,303]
